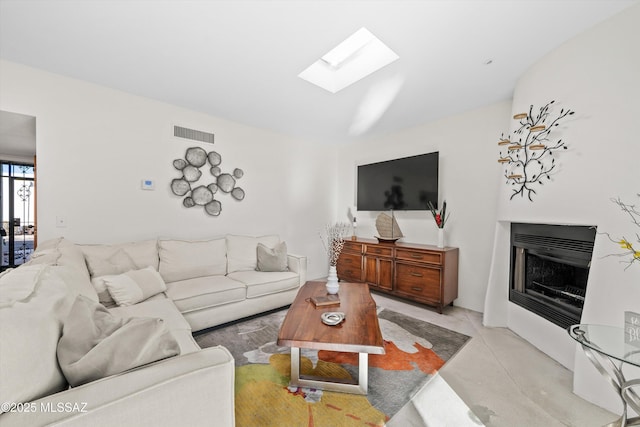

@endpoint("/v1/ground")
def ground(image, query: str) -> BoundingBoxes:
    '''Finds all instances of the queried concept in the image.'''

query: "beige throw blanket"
[57,295,180,387]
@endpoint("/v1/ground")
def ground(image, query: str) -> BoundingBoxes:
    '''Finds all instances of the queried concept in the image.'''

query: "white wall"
[483,3,640,414]
[336,100,512,312]
[0,60,336,281]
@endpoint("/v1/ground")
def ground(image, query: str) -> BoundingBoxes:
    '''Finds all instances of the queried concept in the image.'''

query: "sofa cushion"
[25,250,60,265]
[33,237,63,251]
[226,234,279,273]
[103,267,167,306]
[25,238,97,302]
[80,239,160,272]
[82,241,158,306]
[109,298,199,354]
[165,276,246,313]
[0,265,73,412]
[256,241,289,272]
[85,249,137,277]
[227,270,300,298]
[57,295,180,387]
[56,238,93,280]
[159,238,227,282]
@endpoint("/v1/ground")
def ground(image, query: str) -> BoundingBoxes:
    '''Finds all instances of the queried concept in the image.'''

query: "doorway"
[1,162,35,269]
[0,110,37,271]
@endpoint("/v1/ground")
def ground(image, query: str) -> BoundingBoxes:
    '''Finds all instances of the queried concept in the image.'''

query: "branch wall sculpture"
[498,100,574,201]
[601,195,640,270]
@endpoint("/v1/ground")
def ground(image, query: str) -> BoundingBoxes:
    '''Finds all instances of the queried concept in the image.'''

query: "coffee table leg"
[359,353,368,394]
[290,347,301,387]
[288,347,369,395]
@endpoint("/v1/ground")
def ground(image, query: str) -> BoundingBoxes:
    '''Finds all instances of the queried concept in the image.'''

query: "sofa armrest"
[0,346,234,427]
[287,253,307,286]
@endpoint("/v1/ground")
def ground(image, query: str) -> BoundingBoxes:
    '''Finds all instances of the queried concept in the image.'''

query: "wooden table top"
[277,281,385,354]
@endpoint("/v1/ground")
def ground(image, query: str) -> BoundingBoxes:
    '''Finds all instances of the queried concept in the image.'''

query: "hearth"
[510,223,596,329]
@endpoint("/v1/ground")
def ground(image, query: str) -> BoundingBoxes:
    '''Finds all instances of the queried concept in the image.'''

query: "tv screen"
[357,152,439,211]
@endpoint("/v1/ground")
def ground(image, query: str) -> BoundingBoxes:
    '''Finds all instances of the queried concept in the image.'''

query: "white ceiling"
[0,0,637,144]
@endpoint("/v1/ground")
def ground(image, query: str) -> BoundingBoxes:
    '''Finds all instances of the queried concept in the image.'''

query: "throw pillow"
[256,241,289,272]
[227,234,280,273]
[85,249,138,306]
[57,295,180,387]
[103,267,167,306]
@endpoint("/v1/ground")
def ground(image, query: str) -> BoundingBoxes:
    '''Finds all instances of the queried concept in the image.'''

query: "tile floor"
[372,293,617,427]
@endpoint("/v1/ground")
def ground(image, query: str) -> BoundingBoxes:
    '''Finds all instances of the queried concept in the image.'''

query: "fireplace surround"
[509,223,596,329]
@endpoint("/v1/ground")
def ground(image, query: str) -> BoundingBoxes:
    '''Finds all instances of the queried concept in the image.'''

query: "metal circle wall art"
[171,147,245,216]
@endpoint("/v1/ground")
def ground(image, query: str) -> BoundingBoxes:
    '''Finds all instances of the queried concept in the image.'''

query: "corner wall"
[0,60,334,282]
[483,3,640,413]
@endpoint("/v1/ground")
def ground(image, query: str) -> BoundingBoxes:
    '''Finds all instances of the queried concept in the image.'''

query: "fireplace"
[509,223,596,329]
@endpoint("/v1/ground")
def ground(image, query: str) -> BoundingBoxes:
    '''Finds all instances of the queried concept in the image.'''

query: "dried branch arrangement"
[601,195,640,270]
[319,222,351,266]
[498,101,574,201]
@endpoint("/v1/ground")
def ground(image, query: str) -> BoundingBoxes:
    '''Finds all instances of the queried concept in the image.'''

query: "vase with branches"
[319,222,351,294]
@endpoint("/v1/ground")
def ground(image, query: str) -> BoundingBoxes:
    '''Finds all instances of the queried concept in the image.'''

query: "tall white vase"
[437,228,445,248]
[326,265,340,294]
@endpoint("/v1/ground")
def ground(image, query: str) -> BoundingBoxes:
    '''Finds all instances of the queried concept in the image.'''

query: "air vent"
[174,126,214,144]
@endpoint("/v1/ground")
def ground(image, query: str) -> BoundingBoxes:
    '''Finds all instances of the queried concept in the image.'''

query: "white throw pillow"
[86,249,138,306]
[256,241,289,272]
[158,238,227,282]
[103,267,167,306]
[227,234,280,273]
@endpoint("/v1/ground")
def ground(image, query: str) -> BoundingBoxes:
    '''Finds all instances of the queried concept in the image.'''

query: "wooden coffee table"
[277,280,385,394]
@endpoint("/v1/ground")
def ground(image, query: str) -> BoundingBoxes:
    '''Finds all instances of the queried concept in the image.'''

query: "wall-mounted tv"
[357,152,439,211]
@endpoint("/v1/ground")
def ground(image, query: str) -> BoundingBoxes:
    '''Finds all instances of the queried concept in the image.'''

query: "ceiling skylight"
[298,27,399,94]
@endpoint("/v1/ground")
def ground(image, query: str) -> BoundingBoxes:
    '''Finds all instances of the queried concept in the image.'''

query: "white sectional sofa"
[0,235,307,427]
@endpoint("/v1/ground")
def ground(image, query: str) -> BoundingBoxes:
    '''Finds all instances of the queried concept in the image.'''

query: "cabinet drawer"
[395,263,441,301]
[395,249,442,265]
[364,245,393,257]
[337,253,362,282]
[342,241,363,254]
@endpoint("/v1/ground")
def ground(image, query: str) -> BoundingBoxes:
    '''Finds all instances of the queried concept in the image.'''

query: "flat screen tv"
[357,152,439,211]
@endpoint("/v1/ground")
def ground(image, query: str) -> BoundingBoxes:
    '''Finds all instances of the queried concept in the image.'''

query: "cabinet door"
[377,258,393,291]
[364,256,393,291]
[364,256,378,286]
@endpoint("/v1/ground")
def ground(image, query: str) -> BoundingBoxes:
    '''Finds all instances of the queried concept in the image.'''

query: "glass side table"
[569,324,640,427]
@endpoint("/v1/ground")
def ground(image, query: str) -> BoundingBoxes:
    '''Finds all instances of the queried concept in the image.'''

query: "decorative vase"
[437,228,445,248]
[326,265,340,294]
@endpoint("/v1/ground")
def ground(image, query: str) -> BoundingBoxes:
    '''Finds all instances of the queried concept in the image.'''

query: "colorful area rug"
[195,307,470,427]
